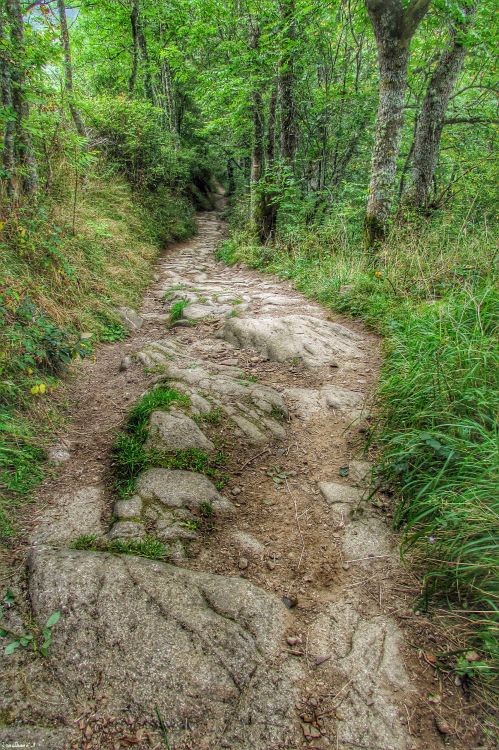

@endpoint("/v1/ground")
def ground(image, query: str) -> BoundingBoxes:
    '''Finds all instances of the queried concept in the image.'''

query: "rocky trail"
[0,214,486,750]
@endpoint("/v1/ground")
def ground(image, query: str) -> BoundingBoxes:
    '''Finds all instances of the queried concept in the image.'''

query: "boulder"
[145,410,215,452]
[26,548,300,750]
[222,315,364,368]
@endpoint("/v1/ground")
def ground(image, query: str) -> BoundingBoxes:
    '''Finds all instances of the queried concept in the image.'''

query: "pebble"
[267,560,276,570]
[119,356,132,372]
[231,487,242,496]
[286,636,301,646]
[342,562,350,570]
[282,595,298,609]
[238,557,249,570]
[435,717,452,735]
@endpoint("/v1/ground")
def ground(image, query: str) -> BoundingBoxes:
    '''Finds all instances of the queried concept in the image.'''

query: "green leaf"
[45,610,61,628]
[5,640,20,655]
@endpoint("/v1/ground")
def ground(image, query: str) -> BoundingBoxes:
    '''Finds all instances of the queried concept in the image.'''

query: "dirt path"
[0,214,484,750]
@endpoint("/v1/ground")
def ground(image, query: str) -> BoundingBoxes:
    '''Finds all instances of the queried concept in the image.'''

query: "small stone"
[231,487,242,496]
[465,650,480,662]
[342,562,350,571]
[313,655,331,666]
[434,717,452,735]
[301,723,321,739]
[119,356,132,372]
[116,306,143,331]
[267,560,276,570]
[238,557,249,570]
[282,596,298,609]
[286,636,301,646]
[48,445,71,464]
[114,495,142,519]
[108,521,146,541]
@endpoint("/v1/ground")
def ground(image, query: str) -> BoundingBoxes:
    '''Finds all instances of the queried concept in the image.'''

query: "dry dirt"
[0,213,491,750]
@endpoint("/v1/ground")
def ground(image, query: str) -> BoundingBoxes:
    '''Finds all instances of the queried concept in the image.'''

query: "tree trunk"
[266,81,278,167]
[279,0,297,163]
[405,2,476,210]
[130,0,154,102]
[129,2,139,94]
[0,10,16,199]
[364,0,431,248]
[7,0,38,195]
[57,0,86,138]
[160,52,178,134]
[256,81,279,242]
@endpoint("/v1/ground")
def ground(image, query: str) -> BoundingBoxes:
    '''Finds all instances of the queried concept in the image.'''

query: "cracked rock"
[27,547,301,750]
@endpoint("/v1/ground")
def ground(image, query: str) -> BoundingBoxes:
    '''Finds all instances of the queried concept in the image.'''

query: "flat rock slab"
[136,468,233,513]
[30,486,105,545]
[146,410,215,452]
[319,482,364,505]
[222,315,364,368]
[309,601,410,750]
[27,548,300,749]
[284,385,363,419]
[0,726,76,749]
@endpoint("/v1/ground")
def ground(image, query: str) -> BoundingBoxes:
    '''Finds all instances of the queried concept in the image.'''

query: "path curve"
[0,214,477,749]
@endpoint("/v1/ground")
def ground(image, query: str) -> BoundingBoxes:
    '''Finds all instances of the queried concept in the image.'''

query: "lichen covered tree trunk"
[7,0,38,195]
[364,0,431,248]
[0,10,16,199]
[279,0,297,164]
[405,3,475,210]
[57,0,86,138]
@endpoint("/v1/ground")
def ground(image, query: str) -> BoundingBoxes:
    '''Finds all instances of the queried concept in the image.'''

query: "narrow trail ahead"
[1,215,479,749]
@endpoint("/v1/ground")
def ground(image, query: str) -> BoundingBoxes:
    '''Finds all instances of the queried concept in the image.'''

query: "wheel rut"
[0,214,480,749]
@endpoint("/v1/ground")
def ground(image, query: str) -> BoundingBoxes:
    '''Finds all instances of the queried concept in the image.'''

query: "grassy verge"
[218,209,498,694]
[0,175,195,539]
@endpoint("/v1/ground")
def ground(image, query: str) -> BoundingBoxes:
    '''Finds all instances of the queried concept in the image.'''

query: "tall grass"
[218,206,498,687]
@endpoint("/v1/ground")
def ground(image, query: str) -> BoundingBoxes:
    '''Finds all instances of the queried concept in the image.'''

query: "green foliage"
[169,299,190,324]
[72,534,169,561]
[0,589,61,658]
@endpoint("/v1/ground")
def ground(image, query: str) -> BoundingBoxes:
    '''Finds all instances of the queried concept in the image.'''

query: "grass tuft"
[72,534,169,561]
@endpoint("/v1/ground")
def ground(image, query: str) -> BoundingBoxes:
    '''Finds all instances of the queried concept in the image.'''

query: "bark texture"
[7,0,38,195]
[364,0,431,247]
[405,3,476,210]
[57,0,86,138]
[0,10,16,198]
[130,0,154,101]
[279,0,297,163]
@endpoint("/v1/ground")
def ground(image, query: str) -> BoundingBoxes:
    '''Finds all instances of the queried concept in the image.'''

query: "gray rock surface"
[0,726,75,749]
[146,410,215,452]
[319,482,364,506]
[27,548,300,750]
[30,486,105,545]
[222,315,364,368]
[114,495,143,519]
[284,385,363,419]
[108,520,146,541]
[116,306,143,331]
[308,601,410,750]
[136,468,233,513]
